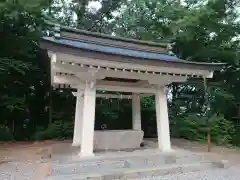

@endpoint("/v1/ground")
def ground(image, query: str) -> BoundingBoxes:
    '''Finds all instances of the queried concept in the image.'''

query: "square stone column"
[132,93,141,130]
[72,89,83,146]
[155,86,171,151]
[79,80,96,157]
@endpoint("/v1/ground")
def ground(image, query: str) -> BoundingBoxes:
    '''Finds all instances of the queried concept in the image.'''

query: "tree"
[0,0,50,140]
[48,0,126,33]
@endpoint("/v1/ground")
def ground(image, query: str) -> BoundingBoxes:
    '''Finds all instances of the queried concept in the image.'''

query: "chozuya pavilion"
[40,25,223,158]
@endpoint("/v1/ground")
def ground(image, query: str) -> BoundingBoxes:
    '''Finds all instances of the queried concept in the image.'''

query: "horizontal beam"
[54,75,157,93]
[54,62,161,81]
[54,75,140,87]
[72,92,133,99]
[72,92,153,98]
[53,75,82,84]
[53,62,188,84]
[97,80,141,87]
[56,53,213,77]
[70,84,157,93]
[98,85,156,93]
[97,94,132,99]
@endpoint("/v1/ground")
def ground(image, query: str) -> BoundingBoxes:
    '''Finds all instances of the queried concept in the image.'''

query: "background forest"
[0,0,240,146]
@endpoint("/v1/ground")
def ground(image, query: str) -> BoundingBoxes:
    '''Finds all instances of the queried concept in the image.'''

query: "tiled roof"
[42,36,179,62]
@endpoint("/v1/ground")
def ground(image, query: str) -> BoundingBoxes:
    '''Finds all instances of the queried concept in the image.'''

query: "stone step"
[46,160,229,180]
[52,152,204,176]
[52,149,198,165]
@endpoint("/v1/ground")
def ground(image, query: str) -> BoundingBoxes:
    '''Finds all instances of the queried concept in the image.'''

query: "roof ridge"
[60,35,169,55]
[44,20,170,49]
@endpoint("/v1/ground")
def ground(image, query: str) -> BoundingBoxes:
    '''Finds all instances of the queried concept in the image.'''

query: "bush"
[210,114,235,145]
[178,114,207,142]
[171,113,235,145]
[232,125,240,146]
[31,121,73,140]
[0,125,14,141]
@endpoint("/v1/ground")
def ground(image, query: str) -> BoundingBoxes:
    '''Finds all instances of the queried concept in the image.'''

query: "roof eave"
[40,37,225,73]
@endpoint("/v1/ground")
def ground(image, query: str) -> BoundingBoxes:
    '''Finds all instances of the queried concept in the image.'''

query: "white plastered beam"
[56,53,214,78]
[53,75,83,84]
[72,92,132,99]
[54,75,157,93]
[53,62,189,84]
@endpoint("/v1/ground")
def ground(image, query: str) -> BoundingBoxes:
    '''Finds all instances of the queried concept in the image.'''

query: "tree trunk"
[207,127,211,152]
[203,77,211,152]
[12,119,15,137]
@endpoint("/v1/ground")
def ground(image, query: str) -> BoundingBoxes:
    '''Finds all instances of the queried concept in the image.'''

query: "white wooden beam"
[97,80,138,87]
[50,53,57,84]
[71,84,156,93]
[97,94,132,99]
[53,75,83,85]
[54,74,157,93]
[53,61,189,84]
[148,76,188,85]
[72,92,152,98]
[54,62,107,80]
[72,92,133,99]
[56,53,213,78]
[53,62,161,81]
[96,85,157,93]
[53,65,76,75]
[133,80,149,86]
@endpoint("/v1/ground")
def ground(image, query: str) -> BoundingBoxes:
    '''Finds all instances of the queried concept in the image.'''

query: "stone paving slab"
[53,149,203,165]
[52,150,205,176]
[47,149,231,180]
[47,161,227,180]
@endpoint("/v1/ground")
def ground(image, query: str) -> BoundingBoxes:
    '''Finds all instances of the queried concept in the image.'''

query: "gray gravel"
[0,161,46,180]
[139,165,240,180]
[1,163,240,180]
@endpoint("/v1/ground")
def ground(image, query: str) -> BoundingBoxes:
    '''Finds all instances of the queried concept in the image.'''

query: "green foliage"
[0,0,50,140]
[232,125,240,146]
[49,0,125,33]
[210,114,235,145]
[32,121,73,140]
[172,114,206,141]
[171,114,235,145]
[141,96,155,109]
[0,125,14,141]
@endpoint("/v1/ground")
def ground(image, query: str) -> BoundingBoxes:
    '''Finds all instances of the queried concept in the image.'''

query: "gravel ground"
[0,161,50,180]
[140,165,240,180]
[1,164,239,180]
[1,139,240,180]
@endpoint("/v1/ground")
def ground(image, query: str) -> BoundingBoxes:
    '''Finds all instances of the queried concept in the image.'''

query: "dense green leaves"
[0,0,50,140]
[171,113,235,145]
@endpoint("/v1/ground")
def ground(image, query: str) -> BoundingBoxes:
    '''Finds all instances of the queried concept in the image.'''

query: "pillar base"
[72,142,81,147]
[160,148,173,153]
[78,152,95,159]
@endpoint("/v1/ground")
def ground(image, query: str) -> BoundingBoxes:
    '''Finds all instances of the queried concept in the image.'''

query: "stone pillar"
[79,80,96,157]
[72,89,83,146]
[132,93,141,130]
[155,86,171,151]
